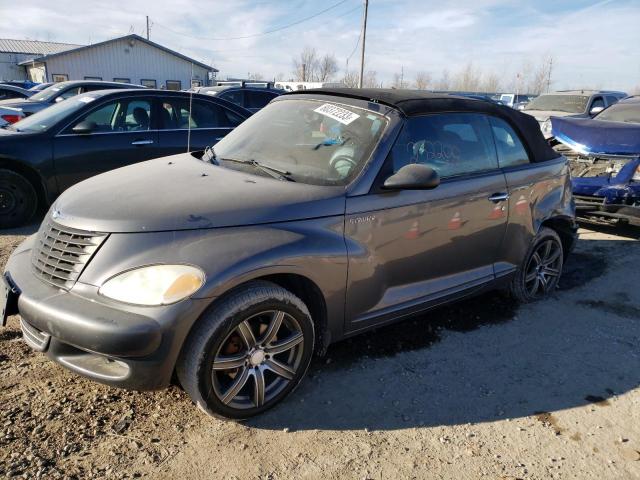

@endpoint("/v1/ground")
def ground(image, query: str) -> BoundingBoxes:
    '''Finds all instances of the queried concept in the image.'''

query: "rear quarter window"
[489,117,530,168]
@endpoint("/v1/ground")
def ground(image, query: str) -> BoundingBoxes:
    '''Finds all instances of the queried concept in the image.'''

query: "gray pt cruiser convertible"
[2,89,577,419]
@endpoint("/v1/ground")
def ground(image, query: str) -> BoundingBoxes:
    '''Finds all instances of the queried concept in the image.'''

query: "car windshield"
[8,94,99,133]
[524,94,589,113]
[213,99,388,186]
[29,84,66,102]
[594,102,640,124]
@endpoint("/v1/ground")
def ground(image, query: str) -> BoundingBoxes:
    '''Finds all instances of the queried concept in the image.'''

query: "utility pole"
[146,16,150,40]
[546,57,553,93]
[358,0,369,88]
[302,63,306,82]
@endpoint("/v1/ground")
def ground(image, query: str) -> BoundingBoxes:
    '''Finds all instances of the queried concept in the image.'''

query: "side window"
[68,101,121,133]
[159,98,233,129]
[389,113,498,178]
[605,95,619,106]
[0,90,21,100]
[246,91,275,109]
[58,87,81,100]
[123,99,152,131]
[489,117,530,168]
[591,96,605,110]
[219,90,243,106]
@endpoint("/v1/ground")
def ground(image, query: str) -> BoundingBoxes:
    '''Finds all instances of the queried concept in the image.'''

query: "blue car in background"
[551,95,640,225]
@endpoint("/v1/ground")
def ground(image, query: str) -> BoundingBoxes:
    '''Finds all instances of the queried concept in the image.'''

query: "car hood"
[0,98,45,113]
[524,110,578,122]
[52,153,346,233]
[551,117,640,155]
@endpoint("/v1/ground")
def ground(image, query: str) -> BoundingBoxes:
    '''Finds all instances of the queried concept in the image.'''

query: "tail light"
[1,114,22,124]
[633,165,640,181]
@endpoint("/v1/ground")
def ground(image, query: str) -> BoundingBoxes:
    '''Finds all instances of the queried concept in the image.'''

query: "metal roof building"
[1,34,218,89]
[0,39,80,81]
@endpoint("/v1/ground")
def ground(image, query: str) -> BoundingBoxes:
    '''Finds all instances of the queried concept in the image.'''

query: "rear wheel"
[0,169,37,228]
[177,281,314,420]
[510,227,564,303]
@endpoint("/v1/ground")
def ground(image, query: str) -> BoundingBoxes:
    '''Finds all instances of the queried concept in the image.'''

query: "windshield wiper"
[220,158,295,182]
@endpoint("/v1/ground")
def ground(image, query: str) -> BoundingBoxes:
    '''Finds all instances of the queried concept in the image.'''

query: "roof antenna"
[187,62,193,153]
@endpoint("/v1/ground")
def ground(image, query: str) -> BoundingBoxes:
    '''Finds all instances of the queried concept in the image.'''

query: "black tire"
[177,280,315,420]
[510,227,564,303]
[0,169,37,229]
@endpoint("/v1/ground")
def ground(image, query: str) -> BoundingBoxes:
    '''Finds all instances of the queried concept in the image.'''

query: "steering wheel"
[329,146,358,178]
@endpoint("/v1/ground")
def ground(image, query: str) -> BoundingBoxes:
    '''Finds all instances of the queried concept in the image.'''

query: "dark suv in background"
[194,82,282,112]
[3,89,576,419]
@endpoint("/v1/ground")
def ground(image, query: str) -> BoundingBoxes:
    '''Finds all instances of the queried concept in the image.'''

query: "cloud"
[0,0,637,90]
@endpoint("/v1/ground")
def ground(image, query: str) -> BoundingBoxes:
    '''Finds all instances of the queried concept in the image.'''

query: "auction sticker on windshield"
[314,103,360,125]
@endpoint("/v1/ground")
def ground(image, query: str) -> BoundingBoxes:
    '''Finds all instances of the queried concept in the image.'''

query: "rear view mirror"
[590,106,604,116]
[382,164,440,190]
[72,120,97,135]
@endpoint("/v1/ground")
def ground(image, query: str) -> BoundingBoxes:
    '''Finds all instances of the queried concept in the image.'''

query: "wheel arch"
[186,271,330,359]
[539,215,577,259]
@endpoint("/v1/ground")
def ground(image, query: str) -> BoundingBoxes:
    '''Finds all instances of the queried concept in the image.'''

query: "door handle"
[131,139,154,146]
[488,192,510,202]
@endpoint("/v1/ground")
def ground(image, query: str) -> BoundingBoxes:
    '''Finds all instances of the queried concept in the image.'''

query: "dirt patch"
[534,411,565,435]
[1,226,639,479]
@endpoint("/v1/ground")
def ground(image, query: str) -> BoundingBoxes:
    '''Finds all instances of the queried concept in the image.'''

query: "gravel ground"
[1,221,639,479]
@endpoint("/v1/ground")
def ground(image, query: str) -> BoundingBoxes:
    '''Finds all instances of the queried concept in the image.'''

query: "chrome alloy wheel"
[524,238,562,297]
[211,310,305,409]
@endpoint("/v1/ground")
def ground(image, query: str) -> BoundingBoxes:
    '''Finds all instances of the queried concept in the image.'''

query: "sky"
[1,0,639,91]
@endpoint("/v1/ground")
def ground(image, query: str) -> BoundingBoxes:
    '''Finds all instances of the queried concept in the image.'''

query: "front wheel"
[177,281,315,420]
[0,169,37,229]
[510,227,564,303]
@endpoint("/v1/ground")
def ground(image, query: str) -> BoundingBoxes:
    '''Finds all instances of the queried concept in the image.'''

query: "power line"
[153,0,350,41]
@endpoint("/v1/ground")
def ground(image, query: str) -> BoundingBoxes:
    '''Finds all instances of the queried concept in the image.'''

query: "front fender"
[79,216,348,335]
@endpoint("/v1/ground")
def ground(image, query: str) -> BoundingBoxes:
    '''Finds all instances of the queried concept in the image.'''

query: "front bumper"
[4,240,211,390]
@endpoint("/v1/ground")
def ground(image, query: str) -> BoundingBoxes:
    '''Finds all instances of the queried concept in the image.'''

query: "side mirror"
[71,120,97,135]
[382,163,440,190]
[54,96,64,103]
[590,106,604,116]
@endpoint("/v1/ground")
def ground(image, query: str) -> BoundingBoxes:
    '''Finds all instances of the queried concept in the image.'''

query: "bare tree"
[317,54,339,82]
[434,69,451,91]
[414,71,432,90]
[454,62,481,92]
[363,70,378,88]
[342,70,378,88]
[481,72,502,94]
[391,70,408,89]
[292,47,319,82]
[247,72,264,81]
[527,55,553,95]
[341,70,359,88]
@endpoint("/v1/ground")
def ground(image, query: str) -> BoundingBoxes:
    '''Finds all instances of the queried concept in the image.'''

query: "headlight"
[542,119,552,135]
[99,265,205,306]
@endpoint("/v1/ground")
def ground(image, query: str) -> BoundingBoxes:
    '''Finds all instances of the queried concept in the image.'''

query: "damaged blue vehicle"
[551,95,640,225]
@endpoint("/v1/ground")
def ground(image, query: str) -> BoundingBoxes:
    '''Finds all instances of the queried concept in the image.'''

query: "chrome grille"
[31,221,107,290]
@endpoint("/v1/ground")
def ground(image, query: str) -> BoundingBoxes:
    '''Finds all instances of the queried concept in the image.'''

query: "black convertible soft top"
[288,88,560,163]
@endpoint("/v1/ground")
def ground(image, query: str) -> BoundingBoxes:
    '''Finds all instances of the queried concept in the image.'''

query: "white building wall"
[42,38,212,88]
[0,52,29,80]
